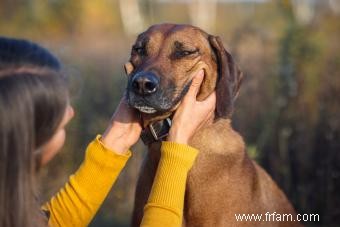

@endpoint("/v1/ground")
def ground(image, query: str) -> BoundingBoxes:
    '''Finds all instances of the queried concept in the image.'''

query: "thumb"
[187,70,204,98]
[199,91,216,112]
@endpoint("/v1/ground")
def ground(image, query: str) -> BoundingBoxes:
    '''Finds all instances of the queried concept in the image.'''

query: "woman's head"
[0,36,61,70]
[0,67,72,161]
[0,37,72,227]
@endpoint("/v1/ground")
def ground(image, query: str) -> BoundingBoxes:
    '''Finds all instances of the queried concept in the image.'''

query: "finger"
[206,108,215,120]
[198,91,216,107]
[121,92,129,105]
[131,108,142,123]
[187,70,204,98]
[197,109,214,132]
[113,96,133,119]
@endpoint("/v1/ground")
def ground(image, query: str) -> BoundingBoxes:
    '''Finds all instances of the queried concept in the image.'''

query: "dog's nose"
[131,72,159,95]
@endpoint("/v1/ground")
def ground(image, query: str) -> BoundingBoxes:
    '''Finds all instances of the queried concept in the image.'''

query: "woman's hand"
[167,70,216,144]
[101,96,142,154]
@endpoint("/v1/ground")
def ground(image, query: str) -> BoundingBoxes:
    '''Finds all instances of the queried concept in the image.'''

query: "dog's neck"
[141,110,217,145]
[139,112,173,145]
[189,117,245,156]
[145,115,245,159]
[140,112,173,128]
[141,108,216,127]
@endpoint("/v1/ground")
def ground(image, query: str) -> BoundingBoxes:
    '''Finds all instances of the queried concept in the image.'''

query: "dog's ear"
[208,35,243,118]
[124,62,134,75]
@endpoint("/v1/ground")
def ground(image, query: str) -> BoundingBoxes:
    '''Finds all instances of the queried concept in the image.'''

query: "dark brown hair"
[0,37,68,227]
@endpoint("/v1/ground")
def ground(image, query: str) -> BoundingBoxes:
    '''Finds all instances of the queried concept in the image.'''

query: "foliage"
[1,1,339,226]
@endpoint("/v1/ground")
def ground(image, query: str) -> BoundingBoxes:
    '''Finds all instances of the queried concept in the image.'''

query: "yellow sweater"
[42,136,198,227]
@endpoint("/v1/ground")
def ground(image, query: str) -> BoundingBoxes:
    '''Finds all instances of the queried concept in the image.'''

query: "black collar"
[141,118,172,145]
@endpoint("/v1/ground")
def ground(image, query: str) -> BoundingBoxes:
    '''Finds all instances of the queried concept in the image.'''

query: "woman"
[0,37,216,227]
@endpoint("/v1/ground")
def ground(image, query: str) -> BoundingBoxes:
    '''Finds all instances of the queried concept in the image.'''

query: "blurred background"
[1,0,339,226]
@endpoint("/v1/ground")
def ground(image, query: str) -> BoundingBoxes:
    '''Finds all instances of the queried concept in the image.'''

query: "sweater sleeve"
[141,141,198,227]
[41,135,131,227]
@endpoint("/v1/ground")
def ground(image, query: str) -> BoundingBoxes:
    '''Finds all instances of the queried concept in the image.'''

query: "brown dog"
[125,24,301,227]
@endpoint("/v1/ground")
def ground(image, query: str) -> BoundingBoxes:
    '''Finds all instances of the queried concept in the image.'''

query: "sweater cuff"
[160,141,198,170]
[72,135,132,192]
[85,135,132,170]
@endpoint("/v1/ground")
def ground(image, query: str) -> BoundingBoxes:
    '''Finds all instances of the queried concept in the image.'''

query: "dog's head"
[125,24,243,126]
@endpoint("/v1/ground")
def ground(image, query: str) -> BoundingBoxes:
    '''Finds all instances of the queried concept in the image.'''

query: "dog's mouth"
[127,80,191,115]
[134,105,157,114]
[127,93,168,114]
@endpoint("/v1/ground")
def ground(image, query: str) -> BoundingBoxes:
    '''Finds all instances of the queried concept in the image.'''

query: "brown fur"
[126,24,301,227]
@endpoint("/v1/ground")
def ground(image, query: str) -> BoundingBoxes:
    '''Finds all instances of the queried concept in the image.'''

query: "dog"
[124,23,301,227]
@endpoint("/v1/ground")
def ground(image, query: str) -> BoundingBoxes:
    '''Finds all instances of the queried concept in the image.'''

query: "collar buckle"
[141,118,172,145]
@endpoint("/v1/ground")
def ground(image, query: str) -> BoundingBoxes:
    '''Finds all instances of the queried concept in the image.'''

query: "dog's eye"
[181,51,192,56]
[175,49,199,58]
[133,46,146,56]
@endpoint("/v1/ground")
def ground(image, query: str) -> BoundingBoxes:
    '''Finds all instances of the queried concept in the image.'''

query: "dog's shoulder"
[191,118,245,156]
